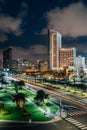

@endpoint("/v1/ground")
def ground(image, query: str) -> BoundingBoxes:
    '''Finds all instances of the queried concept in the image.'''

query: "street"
[3,76,87,130]
[0,119,79,130]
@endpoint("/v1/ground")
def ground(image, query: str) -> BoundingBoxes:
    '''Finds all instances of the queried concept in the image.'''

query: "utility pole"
[60,97,62,117]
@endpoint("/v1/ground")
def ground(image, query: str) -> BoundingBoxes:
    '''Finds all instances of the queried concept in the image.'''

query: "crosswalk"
[65,117,87,130]
[67,110,87,117]
[64,110,87,130]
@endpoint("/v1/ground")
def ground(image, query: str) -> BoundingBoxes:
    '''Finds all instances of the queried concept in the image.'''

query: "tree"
[79,67,85,86]
[13,93,26,108]
[14,81,18,94]
[0,102,9,115]
[14,80,25,94]
[0,73,5,81]
[34,89,49,106]
[13,93,31,116]
[73,74,76,87]
[1,78,9,89]
[17,80,25,88]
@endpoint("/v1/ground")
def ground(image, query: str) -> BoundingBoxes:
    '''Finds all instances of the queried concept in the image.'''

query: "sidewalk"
[57,86,87,105]
[66,92,87,104]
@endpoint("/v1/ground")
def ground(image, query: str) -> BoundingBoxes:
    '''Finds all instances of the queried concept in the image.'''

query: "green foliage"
[13,93,26,108]
[0,102,9,115]
[13,80,25,94]
[34,89,49,106]
[22,107,32,116]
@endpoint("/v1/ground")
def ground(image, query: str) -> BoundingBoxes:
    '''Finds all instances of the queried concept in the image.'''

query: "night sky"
[0,0,87,62]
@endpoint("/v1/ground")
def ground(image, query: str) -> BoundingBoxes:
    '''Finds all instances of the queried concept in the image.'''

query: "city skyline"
[0,0,87,62]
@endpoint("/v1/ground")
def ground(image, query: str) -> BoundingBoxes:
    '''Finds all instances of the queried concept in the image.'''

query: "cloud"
[0,15,22,37]
[41,2,87,37]
[0,1,29,42]
[0,31,7,42]
[0,15,23,42]
[29,45,47,54]
[11,45,47,62]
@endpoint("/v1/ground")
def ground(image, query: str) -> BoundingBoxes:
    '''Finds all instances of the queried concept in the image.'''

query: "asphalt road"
[0,119,79,130]
[4,77,87,130]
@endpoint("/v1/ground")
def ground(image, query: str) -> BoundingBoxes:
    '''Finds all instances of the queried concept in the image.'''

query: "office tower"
[76,55,85,75]
[59,48,76,70]
[3,47,12,71]
[48,29,62,71]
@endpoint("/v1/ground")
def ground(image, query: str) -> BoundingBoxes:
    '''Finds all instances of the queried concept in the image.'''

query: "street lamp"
[59,97,67,118]
[59,97,62,117]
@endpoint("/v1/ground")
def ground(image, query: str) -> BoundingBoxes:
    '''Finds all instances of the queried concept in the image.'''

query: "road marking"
[68,110,87,116]
[71,120,77,123]
[76,123,82,126]
[81,126,87,130]
[78,125,86,128]
[73,122,81,125]
[65,117,87,130]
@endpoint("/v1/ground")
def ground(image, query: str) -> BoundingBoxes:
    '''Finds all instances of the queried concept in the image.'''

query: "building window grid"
[52,33,57,68]
[59,49,75,68]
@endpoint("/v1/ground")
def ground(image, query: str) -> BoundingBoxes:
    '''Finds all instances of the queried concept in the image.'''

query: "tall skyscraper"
[3,47,12,70]
[48,29,62,71]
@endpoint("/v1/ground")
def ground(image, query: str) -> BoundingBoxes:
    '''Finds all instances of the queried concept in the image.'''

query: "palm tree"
[14,81,18,94]
[79,67,85,86]
[13,93,32,116]
[34,89,49,105]
[17,80,25,88]
[14,80,25,94]
[13,93,26,109]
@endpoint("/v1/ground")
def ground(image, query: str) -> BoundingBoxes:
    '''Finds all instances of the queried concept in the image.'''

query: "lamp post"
[59,97,62,117]
[59,96,67,118]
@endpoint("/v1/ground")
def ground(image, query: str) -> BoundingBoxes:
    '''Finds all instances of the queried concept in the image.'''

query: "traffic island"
[0,84,62,124]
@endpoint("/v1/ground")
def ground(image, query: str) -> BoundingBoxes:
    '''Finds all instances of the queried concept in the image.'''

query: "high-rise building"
[76,55,85,75]
[59,48,76,70]
[48,29,62,71]
[3,47,12,70]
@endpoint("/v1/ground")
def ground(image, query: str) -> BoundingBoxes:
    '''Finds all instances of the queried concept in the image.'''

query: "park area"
[0,81,59,123]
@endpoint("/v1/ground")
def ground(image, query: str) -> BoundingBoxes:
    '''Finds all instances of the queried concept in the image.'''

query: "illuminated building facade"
[59,48,76,70]
[76,55,85,75]
[39,61,48,71]
[48,29,62,71]
[3,47,12,70]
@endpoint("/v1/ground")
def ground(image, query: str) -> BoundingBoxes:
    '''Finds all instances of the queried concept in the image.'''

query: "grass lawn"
[0,83,59,122]
[46,102,58,113]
